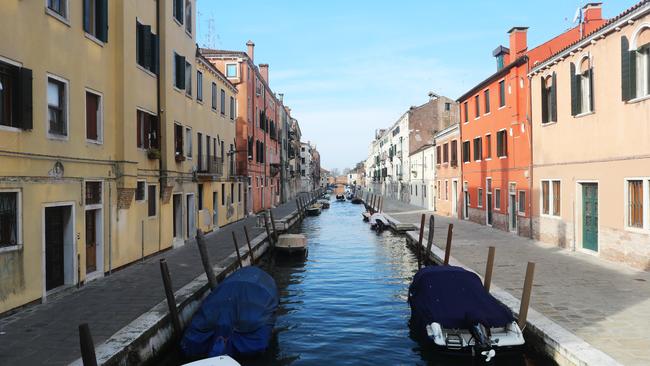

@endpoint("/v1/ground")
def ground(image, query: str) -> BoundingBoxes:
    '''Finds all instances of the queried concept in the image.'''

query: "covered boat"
[317,199,330,209]
[369,213,389,231]
[306,203,322,216]
[350,197,363,204]
[408,266,524,362]
[181,266,279,359]
[335,194,346,201]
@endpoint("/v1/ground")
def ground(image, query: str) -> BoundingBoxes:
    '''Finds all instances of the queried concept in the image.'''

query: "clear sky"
[197,0,637,171]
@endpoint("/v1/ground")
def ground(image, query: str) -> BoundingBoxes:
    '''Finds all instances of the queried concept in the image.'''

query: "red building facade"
[457,4,605,236]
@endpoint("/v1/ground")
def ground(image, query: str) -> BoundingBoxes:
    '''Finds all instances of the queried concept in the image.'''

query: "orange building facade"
[457,4,605,236]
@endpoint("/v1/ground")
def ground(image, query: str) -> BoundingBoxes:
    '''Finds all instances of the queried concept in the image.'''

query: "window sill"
[185,29,193,39]
[185,93,193,99]
[484,112,491,116]
[626,94,650,104]
[474,117,480,121]
[485,158,492,161]
[137,65,158,79]
[197,99,204,105]
[0,125,24,133]
[173,18,183,28]
[45,8,70,27]
[541,121,558,127]
[498,156,507,159]
[84,33,105,47]
[47,133,69,141]
[540,214,562,220]
[86,139,103,145]
[498,105,506,110]
[624,226,650,235]
[573,111,594,118]
[174,86,185,94]
[0,244,23,254]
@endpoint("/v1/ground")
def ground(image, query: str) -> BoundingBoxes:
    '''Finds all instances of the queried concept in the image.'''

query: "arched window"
[622,26,650,101]
[635,27,650,97]
[570,56,593,115]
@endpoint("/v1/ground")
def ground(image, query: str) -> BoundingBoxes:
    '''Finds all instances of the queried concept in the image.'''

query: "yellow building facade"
[0,0,242,314]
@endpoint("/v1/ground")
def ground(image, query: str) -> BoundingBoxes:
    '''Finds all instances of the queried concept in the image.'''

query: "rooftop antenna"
[572,4,583,38]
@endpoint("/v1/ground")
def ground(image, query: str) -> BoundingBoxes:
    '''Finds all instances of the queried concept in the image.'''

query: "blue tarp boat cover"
[181,266,279,358]
[409,266,514,332]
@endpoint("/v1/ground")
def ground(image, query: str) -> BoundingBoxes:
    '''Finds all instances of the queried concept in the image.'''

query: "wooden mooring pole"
[79,323,98,366]
[159,259,182,339]
[379,196,384,213]
[484,246,495,291]
[231,231,243,269]
[196,229,217,290]
[264,212,274,248]
[443,223,453,265]
[518,262,536,329]
[425,215,435,266]
[416,214,425,270]
[244,226,255,264]
[269,209,278,243]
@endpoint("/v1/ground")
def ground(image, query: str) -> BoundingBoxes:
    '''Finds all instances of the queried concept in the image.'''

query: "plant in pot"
[175,152,186,162]
[147,148,161,160]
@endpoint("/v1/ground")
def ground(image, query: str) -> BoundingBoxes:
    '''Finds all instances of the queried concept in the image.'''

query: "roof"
[456,56,528,102]
[195,49,238,93]
[530,0,650,74]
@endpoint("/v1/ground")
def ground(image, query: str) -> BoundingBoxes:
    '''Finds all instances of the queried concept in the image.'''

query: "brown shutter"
[541,76,548,123]
[86,93,98,140]
[570,62,579,116]
[17,67,33,130]
[550,72,557,122]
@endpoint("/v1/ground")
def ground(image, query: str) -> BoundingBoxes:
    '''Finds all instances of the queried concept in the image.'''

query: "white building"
[300,142,313,192]
[409,144,436,210]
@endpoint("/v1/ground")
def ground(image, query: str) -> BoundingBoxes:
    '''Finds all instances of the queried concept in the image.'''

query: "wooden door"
[85,210,97,273]
[582,184,598,251]
[45,206,65,291]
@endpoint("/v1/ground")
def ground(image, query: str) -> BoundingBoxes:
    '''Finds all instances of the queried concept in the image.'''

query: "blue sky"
[197,0,637,171]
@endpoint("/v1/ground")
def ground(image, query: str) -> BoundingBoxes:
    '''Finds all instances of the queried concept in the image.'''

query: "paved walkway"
[376,194,650,366]
[0,197,305,366]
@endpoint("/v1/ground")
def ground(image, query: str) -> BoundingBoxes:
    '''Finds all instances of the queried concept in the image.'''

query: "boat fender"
[482,349,496,363]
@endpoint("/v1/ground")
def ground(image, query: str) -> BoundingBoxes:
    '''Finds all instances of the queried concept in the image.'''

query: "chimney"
[508,27,529,57]
[583,2,603,23]
[259,64,269,83]
[246,40,255,62]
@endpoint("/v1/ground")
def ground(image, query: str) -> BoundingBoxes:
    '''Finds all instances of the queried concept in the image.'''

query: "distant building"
[434,124,462,218]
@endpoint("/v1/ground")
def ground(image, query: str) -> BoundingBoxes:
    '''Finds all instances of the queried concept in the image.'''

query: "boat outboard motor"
[469,322,495,363]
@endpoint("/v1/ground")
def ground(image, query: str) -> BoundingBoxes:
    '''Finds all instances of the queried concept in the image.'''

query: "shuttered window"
[185,0,192,34]
[148,185,156,217]
[474,95,480,117]
[174,53,186,89]
[86,91,101,142]
[173,0,183,24]
[221,89,226,114]
[462,141,470,163]
[230,96,235,120]
[450,140,458,167]
[628,180,644,228]
[552,181,561,216]
[185,61,192,96]
[498,80,505,107]
[518,191,526,214]
[135,181,146,201]
[473,137,482,161]
[0,192,19,248]
[542,180,561,216]
[495,188,501,210]
[436,146,441,164]
[136,110,159,149]
[47,0,67,19]
[478,188,483,207]
[83,0,108,42]
[496,130,507,157]
[211,82,217,110]
[47,77,67,137]
[620,36,650,101]
[443,143,449,163]
[196,71,203,101]
[485,134,492,159]
[484,89,490,114]
[85,182,102,205]
[174,124,184,157]
[0,62,32,130]
[542,181,550,215]
[541,74,557,123]
[463,102,468,122]
[136,22,159,74]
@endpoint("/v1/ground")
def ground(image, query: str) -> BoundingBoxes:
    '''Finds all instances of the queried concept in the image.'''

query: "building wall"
[530,10,650,269]
[434,125,462,218]
[408,96,458,154]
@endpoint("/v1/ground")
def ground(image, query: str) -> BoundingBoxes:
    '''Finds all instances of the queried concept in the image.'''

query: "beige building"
[0,0,242,315]
[434,124,461,218]
[529,2,650,269]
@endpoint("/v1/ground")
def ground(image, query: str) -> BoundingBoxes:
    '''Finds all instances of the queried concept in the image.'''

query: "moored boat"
[369,213,389,231]
[182,355,241,366]
[306,204,322,216]
[351,197,362,204]
[335,194,346,201]
[276,234,308,255]
[408,266,524,363]
[317,199,330,209]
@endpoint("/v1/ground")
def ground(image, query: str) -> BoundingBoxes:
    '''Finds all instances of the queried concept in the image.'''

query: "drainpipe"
[526,57,534,239]
[156,0,164,249]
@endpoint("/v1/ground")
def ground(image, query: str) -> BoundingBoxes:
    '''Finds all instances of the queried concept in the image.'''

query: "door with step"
[582,183,598,251]
[45,206,66,291]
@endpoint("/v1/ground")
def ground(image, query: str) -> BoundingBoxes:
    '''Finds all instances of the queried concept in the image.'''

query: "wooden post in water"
[244,226,255,264]
[443,224,453,265]
[196,230,217,290]
[263,212,274,248]
[369,194,375,213]
[269,209,278,243]
[425,215,435,266]
[231,231,243,269]
[79,323,98,366]
[518,262,536,329]
[159,259,182,338]
[417,213,425,270]
[484,246,496,291]
[379,196,384,213]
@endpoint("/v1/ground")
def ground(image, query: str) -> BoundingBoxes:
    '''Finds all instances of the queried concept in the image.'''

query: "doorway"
[463,185,469,220]
[44,204,74,293]
[451,180,458,218]
[486,178,493,226]
[173,193,183,245]
[213,191,219,229]
[582,183,598,251]
[509,192,517,233]
[84,208,103,279]
[186,194,196,240]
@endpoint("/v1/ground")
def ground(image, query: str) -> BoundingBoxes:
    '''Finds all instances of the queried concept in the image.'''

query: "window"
[1,62,32,130]
[496,130,507,157]
[436,146,441,165]
[85,182,102,205]
[148,185,156,217]
[231,183,234,204]
[198,184,203,210]
[226,64,237,78]
[444,102,451,111]
[221,183,226,205]
[443,143,449,163]
[0,191,20,248]
[541,73,557,123]
[185,61,192,96]
[174,123,183,158]
[518,191,526,214]
[474,95,480,118]
[473,137,482,161]
[196,71,203,101]
[462,141,470,163]
[230,96,235,120]
[197,132,203,169]
[541,180,561,217]
[494,188,501,210]
[622,32,650,100]
[463,102,468,122]
[83,0,108,42]
[485,134,492,159]
[211,82,217,110]
[136,110,159,149]
[627,180,644,228]
[484,89,490,114]
[136,22,159,74]
[174,53,186,89]
[478,188,483,207]
[135,181,146,201]
[499,80,505,107]
[47,76,67,137]
[47,0,68,19]
[445,181,449,200]
[86,91,102,142]
[570,59,594,116]
[437,181,441,199]
[220,89,226,114]
[636,43,650,98]
[184,0,192,34]
[173,0,183,24]
[450,140,458,167]
[185,127,192,158]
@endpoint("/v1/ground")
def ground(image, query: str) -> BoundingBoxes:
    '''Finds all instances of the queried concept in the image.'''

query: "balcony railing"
[197,155,224,176]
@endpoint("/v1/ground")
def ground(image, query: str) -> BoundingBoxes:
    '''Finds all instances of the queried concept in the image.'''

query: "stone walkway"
[378,194,650,366]
[0,197,305,366]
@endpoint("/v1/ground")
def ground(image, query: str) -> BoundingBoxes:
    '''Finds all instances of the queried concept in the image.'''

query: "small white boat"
[276,234,307,254]
[183,355,241,366]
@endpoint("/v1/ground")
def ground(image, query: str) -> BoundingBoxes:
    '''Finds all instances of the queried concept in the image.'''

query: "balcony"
[197,155,223,179]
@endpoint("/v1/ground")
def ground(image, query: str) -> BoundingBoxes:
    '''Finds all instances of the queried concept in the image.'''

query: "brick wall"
[117,188,135,210]
[408,96,459,155]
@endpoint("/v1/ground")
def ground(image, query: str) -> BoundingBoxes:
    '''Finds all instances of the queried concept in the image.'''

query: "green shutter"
[174,0,183,23]
[176,54,185,89]
[570,62,579,116]
[16,67,33,130]
[551,72,558,122]
[541,76,548,123]
[97,0,108,42]
[588,68,594,112]
[83,0,91,34]
[621,36,636,101]
[152,34,159,75]
[136,22,143,66]
[143,25,152,70]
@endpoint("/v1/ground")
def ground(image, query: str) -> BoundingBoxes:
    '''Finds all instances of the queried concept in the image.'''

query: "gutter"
[156,0,163,252]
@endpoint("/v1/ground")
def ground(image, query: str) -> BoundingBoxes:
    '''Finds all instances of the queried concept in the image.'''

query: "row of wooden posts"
[412,212,535,329]
[363,191,383,214]
[78,189,322,366]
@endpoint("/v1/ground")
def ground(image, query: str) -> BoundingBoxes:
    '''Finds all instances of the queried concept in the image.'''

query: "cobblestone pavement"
[378,195,650,366]
[0,197,305,366]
